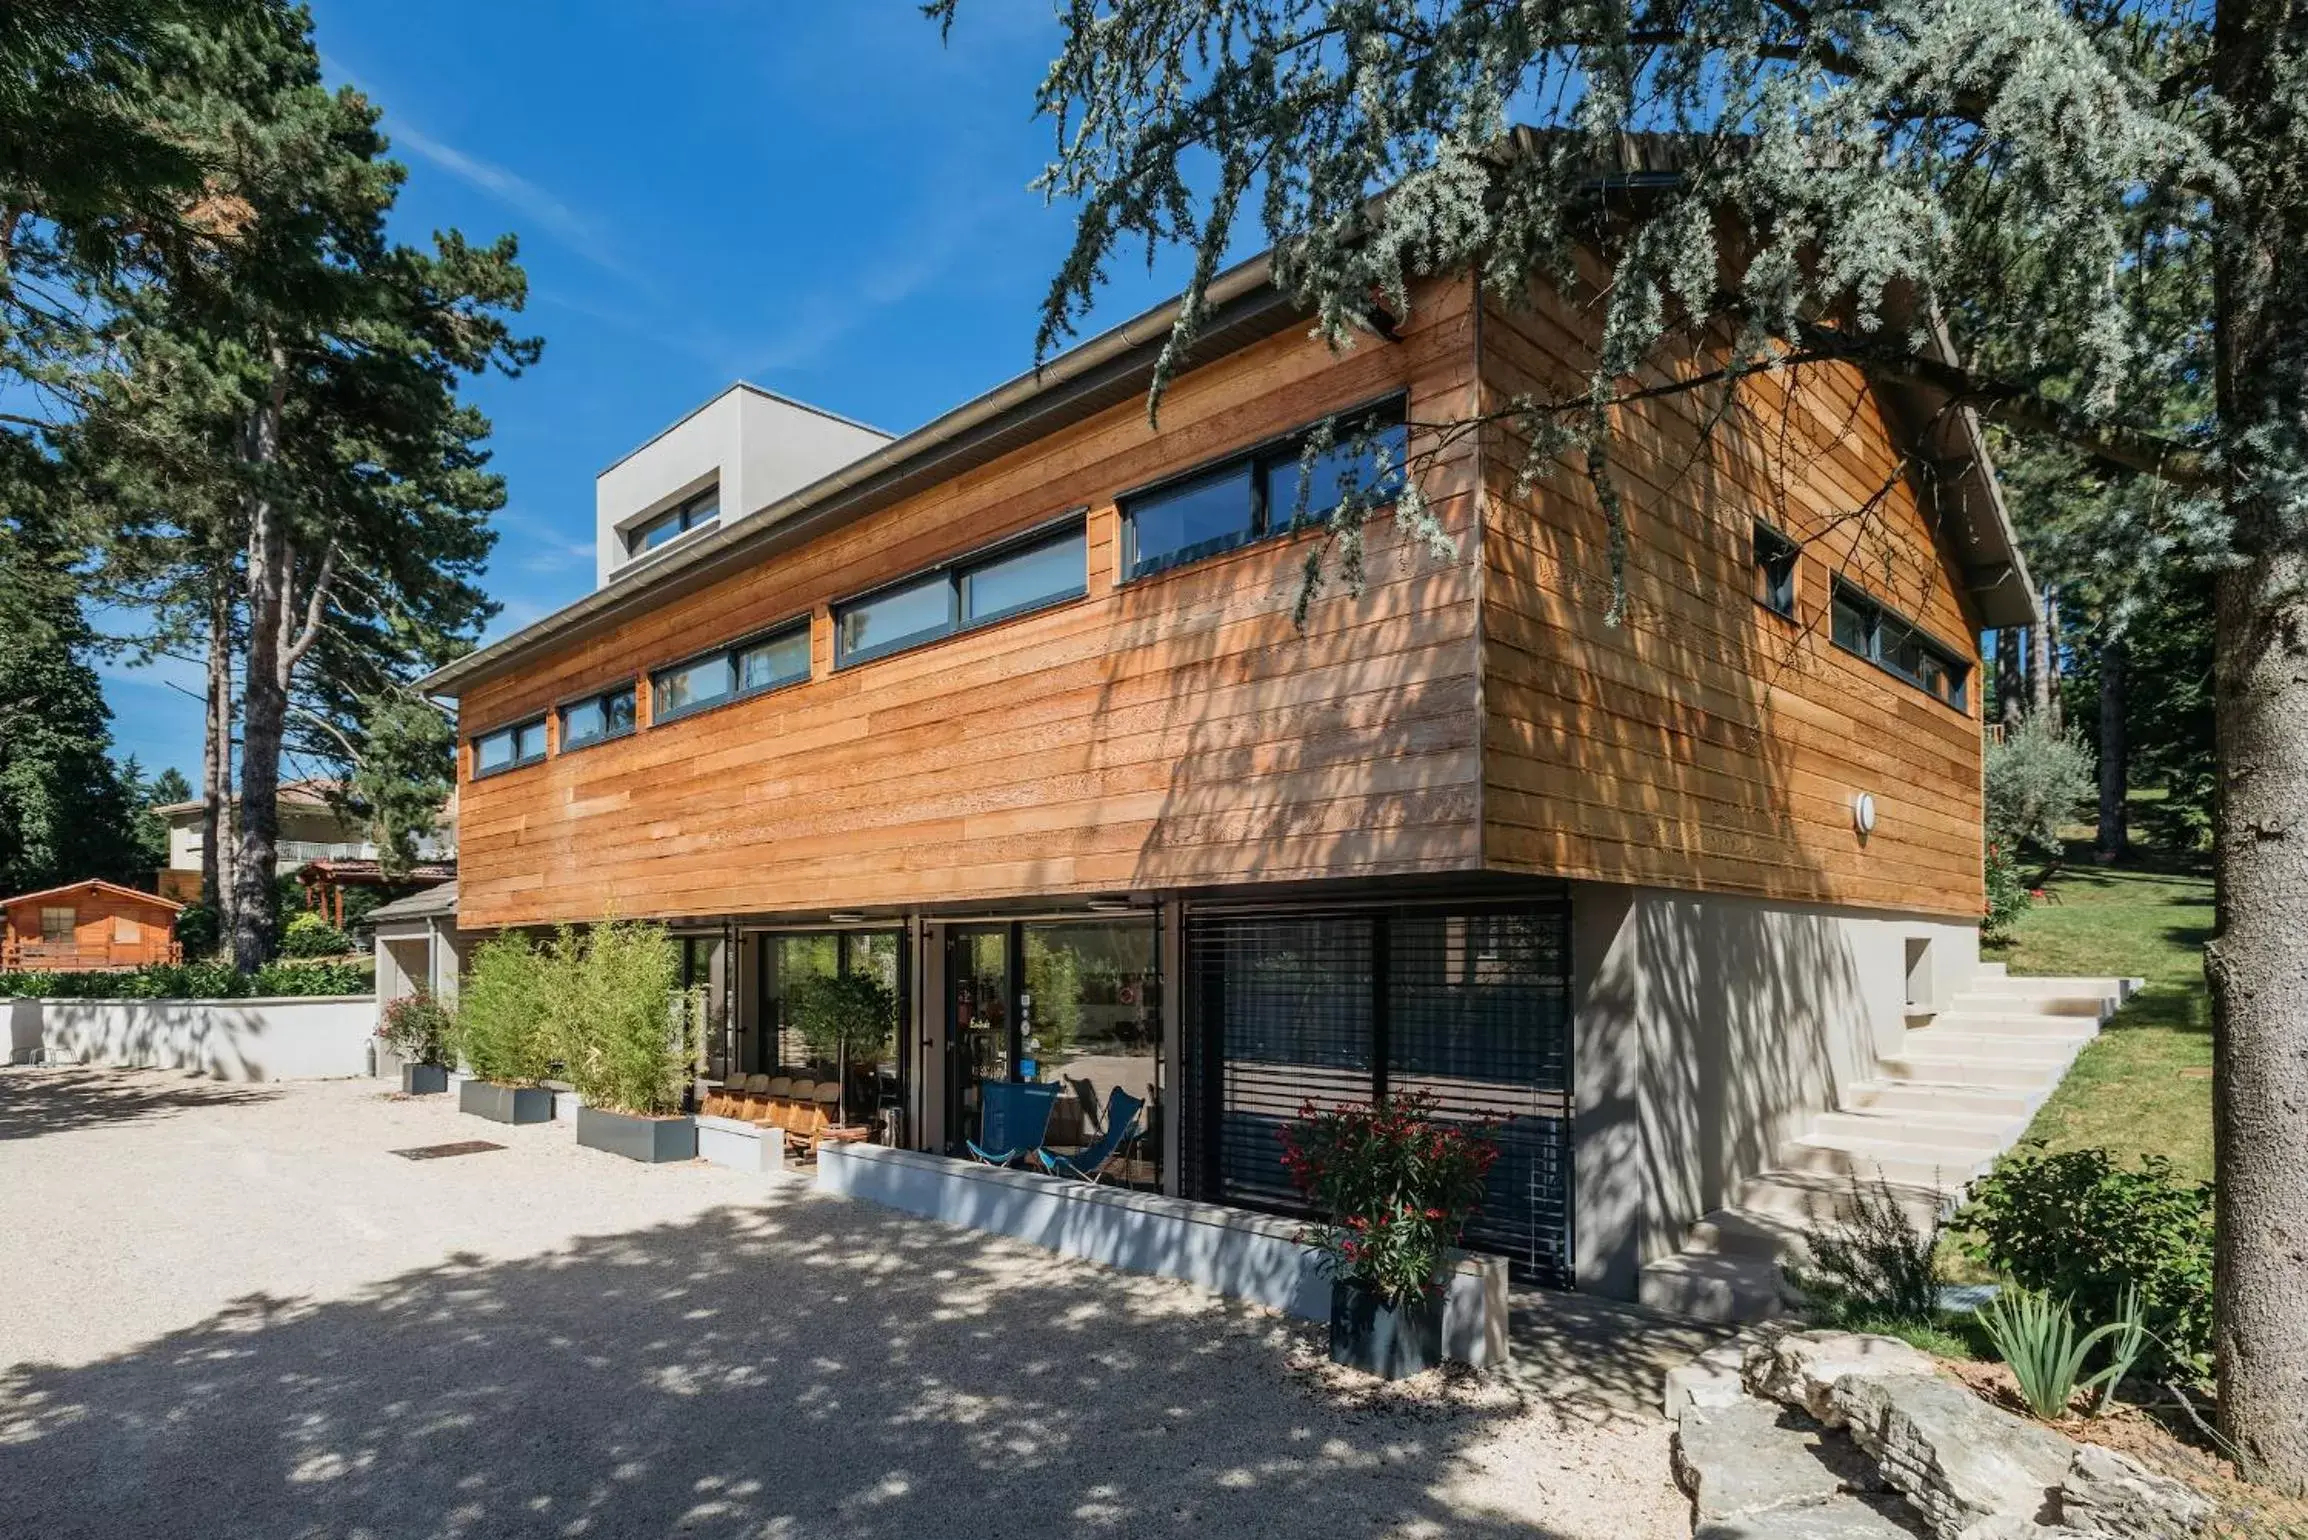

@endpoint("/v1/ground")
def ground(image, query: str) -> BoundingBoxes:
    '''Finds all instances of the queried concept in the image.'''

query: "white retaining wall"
[818,1143,1511,1368]
[6,995,376,1081]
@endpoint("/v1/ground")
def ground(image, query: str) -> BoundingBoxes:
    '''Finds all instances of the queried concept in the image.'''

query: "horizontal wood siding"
[455,279,1484,929]
[1477,278,1987,918]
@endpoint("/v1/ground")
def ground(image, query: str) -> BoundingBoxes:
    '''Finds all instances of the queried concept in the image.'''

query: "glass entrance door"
[944,926,1011,1155]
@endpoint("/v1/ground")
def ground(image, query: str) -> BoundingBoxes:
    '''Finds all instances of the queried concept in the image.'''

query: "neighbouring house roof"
[154,777,348,819]
[420,149,2037,698]
[1,878,186,913]
[365,880,458,923]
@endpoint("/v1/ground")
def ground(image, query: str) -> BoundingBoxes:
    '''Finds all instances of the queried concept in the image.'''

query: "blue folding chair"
[1037,1088,1146,1183]
[966,1080,1061,1167]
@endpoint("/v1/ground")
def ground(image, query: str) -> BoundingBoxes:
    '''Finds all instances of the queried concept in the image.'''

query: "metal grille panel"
[1185,901,1574,1287]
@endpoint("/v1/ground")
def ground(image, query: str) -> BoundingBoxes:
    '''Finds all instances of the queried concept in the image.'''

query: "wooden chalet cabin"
[422,230,2036,1302]
[2,879,184,972]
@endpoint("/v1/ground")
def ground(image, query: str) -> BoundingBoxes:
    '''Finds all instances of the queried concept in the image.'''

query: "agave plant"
[1979,1285,2148,1421]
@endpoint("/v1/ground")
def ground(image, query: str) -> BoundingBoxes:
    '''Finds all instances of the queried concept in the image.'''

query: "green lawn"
[1987,850,2216,1182]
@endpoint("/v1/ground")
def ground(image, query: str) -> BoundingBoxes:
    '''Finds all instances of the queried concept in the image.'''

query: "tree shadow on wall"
[0,1190,1600,1540]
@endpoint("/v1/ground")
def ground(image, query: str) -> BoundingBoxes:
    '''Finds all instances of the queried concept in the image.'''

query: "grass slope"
[1988,852,2215,1182]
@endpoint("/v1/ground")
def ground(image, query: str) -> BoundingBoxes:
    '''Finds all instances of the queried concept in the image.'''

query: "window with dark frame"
[40,906,73,943]
[1122,400,1408,580]
[651,619,812,723]
[558,683,637,752]
[1754,522,1799,617]
[834,520,1087,668]
[472,716,548,777]
[624,484,720,557]
[1829,580,1971,710]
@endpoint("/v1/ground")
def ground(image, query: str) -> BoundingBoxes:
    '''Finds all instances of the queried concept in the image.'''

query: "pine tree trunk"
[2095,636,2127,864]
[230,380,286,972]
[202,572,235,939]
[2209,0,2308,1490]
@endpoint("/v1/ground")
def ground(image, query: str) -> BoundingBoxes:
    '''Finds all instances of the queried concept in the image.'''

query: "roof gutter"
[420,252,1282,697]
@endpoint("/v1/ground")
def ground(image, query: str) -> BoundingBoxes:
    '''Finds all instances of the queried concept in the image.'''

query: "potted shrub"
[1280,1090,1498,1379]
[379,990,454,1094]
[566,920,698,1163]
[451,933,557,1124]
[786,970,895,1132]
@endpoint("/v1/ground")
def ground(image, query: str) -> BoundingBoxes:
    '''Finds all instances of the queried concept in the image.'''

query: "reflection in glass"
[961,530,1085,622]
[1021,920,1161,1188]
[837,574,952,663]
[948,928,1010,1155]
[1125,464,1255,577]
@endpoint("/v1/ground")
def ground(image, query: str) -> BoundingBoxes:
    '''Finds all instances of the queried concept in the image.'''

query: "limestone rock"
[1668,1340,1755,1419]
[1696,1493,1930,1540]
[2058,1445,2213,1539]
[1675,1396,1854,1522]
[1745,1331,1938,1426]
[1829,1372,2077,1540]
[1955,1516,2106,1540]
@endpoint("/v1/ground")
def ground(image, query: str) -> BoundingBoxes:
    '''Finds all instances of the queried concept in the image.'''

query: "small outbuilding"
[1,879,184,972]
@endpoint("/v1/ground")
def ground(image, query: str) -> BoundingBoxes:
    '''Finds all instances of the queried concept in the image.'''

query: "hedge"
[0,957,374,1000]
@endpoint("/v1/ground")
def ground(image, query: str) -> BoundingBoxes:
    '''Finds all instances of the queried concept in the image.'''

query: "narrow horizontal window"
[651,619,812,725]
[1122,397,1407,581]
[960,526,1086,625]
[1261,418,1407,530]
[558,684,636,751]
[837,573,954,665]
[834,518,1088,668]
[735,626,810,692]
[1125,464,1256,578]
[473,716,548,777]
[1754,523,1799,617]
[626,485,720,556]
[1829,581,1970,711]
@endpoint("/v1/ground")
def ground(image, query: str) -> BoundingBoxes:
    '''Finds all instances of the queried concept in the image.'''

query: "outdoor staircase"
[1636,963,2143,1323]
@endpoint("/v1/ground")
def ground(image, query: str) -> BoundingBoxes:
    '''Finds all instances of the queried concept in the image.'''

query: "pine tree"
[945,0,2308,1485]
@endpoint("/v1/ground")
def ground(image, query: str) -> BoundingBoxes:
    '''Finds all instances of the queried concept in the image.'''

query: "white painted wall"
[1570,884,1980,1297]
[24,995,376,1081]
[594,384,889,588]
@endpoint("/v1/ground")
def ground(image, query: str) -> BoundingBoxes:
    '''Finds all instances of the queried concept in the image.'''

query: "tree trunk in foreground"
[2096,636,2127,864]
[2208,0,2308,1491]
[230,380,285,972]
[202,571,235,941]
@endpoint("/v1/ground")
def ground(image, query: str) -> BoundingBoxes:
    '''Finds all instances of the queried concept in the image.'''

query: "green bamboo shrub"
[562,920,689,1117]
[451,933,557,1086]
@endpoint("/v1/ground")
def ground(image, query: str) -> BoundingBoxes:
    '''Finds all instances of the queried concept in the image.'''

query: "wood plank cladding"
[1475,277,1988,919]
[454,277,1485,929]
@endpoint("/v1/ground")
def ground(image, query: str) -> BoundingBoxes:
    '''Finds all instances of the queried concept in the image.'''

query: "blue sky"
[101,1,1213,784]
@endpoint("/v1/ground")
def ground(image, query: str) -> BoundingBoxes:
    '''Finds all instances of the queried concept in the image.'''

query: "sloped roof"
[2,878,185,913]
[154,777,347,819]
[366,880,458,923]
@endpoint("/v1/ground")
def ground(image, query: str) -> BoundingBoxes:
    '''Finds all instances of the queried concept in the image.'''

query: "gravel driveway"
[0,1068,1690,1540]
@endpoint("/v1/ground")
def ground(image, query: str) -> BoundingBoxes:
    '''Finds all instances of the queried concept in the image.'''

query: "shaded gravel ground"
[0,1068,1687,1540]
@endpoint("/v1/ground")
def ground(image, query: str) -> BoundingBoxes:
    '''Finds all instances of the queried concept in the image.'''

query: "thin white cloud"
[389,121,655,293]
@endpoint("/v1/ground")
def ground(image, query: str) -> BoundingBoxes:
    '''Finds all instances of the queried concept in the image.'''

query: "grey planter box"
[1328,1280,1444,1380]
[459,1079,553,1125]
[401,1062,449,1096]
[576,1106,697,1163]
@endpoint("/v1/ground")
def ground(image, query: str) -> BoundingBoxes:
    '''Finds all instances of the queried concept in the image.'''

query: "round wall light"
[1853,792,1878,837]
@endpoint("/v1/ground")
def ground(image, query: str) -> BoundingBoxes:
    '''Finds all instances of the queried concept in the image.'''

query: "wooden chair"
[777,1079,815,1136]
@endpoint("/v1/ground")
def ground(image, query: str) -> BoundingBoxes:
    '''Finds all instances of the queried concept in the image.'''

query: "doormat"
[391,1140,506,1161]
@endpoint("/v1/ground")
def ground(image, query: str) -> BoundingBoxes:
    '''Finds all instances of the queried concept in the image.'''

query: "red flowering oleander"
[1276,1088,1500,1308]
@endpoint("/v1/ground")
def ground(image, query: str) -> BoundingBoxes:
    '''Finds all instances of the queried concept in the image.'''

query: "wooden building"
[2,880,184,972]
[421,225,2035,1306]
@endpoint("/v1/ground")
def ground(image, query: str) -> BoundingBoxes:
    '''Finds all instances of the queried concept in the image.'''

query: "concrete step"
[1732,1167,1950,1228]
[1970,973,2134,998]
[1812,1107,2031,1145]
[1841,1081,2039,1119]
[1921,1013,2101,1040]
[1876,1053,2069,1092]
[1777,1133,1991,1189]
[1949,990,2116,1018]
[1637,1252,1792,1323]
[1894,1030,2090,1064]
[1685,1205,1815,1263]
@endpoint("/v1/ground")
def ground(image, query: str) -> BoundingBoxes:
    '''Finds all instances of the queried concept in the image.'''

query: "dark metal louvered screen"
[1187,914,1376,1210]
[1183,899,1574,1287]
[1386,910,1574,1285]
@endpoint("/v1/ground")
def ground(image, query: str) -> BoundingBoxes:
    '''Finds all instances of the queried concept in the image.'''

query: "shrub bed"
[0,958,373,999]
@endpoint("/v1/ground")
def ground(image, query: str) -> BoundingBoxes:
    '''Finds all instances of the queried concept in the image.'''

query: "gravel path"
[0,1068,1687,1540]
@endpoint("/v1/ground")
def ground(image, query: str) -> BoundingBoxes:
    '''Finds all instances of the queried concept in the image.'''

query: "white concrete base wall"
[7,998,42,1065]
[18,995,377,1082]
[696,1114,785,1174]
[818,1143,1511,1368]
[1570,883,1981,1298]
